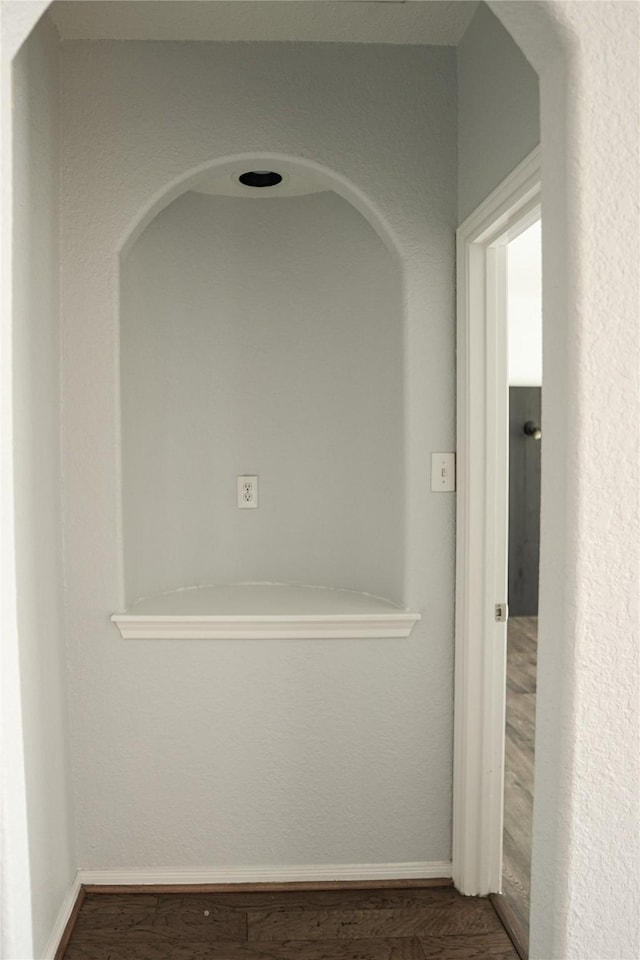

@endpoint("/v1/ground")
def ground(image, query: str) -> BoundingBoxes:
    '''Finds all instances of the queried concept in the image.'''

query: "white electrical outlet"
[431,453,456,492]
[237,475,258,509]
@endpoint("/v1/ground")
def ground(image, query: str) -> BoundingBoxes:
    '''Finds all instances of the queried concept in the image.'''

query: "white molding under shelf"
[111,613,420,640]
[111,583,420,641]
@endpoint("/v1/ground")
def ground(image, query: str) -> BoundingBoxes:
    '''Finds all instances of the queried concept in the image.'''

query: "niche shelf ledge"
[111,584,420,640]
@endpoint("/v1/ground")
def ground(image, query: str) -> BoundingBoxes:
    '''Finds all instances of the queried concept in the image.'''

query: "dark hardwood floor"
[62,885,518,959]
[502,616,537,945]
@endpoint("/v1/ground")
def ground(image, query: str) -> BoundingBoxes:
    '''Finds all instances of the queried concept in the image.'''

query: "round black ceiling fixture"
[238,170,283,188]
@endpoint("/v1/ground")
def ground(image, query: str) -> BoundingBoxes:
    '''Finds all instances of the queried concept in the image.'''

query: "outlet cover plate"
[237,475,258,509]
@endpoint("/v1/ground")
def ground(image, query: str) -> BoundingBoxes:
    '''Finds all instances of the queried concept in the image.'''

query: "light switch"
[431,453,455,492]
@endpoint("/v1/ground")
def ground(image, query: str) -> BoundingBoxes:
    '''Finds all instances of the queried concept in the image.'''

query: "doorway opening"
[501,218,542,951]
[452,150,541,928]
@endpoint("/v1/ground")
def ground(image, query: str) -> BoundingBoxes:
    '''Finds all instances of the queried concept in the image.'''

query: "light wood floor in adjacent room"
[502,616,537,945]
[62,885,519,959]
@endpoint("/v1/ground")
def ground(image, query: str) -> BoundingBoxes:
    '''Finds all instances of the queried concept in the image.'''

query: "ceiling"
[49,1,479,45]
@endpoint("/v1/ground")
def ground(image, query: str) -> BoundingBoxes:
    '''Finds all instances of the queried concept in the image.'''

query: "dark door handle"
[524,420,542,440]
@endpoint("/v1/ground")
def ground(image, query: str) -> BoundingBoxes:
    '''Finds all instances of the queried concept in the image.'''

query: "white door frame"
[453,148,541,896]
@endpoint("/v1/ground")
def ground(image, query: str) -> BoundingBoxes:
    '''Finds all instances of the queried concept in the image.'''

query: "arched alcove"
[115,162,419,639]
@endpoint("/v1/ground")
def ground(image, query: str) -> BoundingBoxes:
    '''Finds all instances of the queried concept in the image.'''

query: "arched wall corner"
[1,0,53,61]
[474,5,640,960]
[487,0,573,74]
[117,152,406,265]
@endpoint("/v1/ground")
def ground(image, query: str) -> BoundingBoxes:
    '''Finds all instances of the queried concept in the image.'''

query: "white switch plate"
[431,453,456,492]
[237,475,258,509]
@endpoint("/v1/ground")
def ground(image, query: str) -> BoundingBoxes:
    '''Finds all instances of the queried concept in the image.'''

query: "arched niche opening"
[115,162,419,639]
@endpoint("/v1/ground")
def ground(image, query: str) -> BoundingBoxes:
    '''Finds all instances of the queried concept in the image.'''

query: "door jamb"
[453,148,541,895]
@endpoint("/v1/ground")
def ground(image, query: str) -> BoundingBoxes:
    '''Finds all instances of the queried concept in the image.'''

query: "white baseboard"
[43,862,451,954]
[78,861,452,887]
[42,872,82,960]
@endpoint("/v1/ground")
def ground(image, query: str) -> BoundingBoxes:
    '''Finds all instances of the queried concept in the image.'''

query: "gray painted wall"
[122,190,404,605]
[60,41,457,871]
[11,13,76,957]
[457,2,539,221]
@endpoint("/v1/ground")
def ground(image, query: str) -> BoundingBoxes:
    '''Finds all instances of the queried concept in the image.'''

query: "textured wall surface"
[457,2,540,222]
[60,41,457,870]
[9,12,76,958]
[490,2,640,958]
[122,190,403,605]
